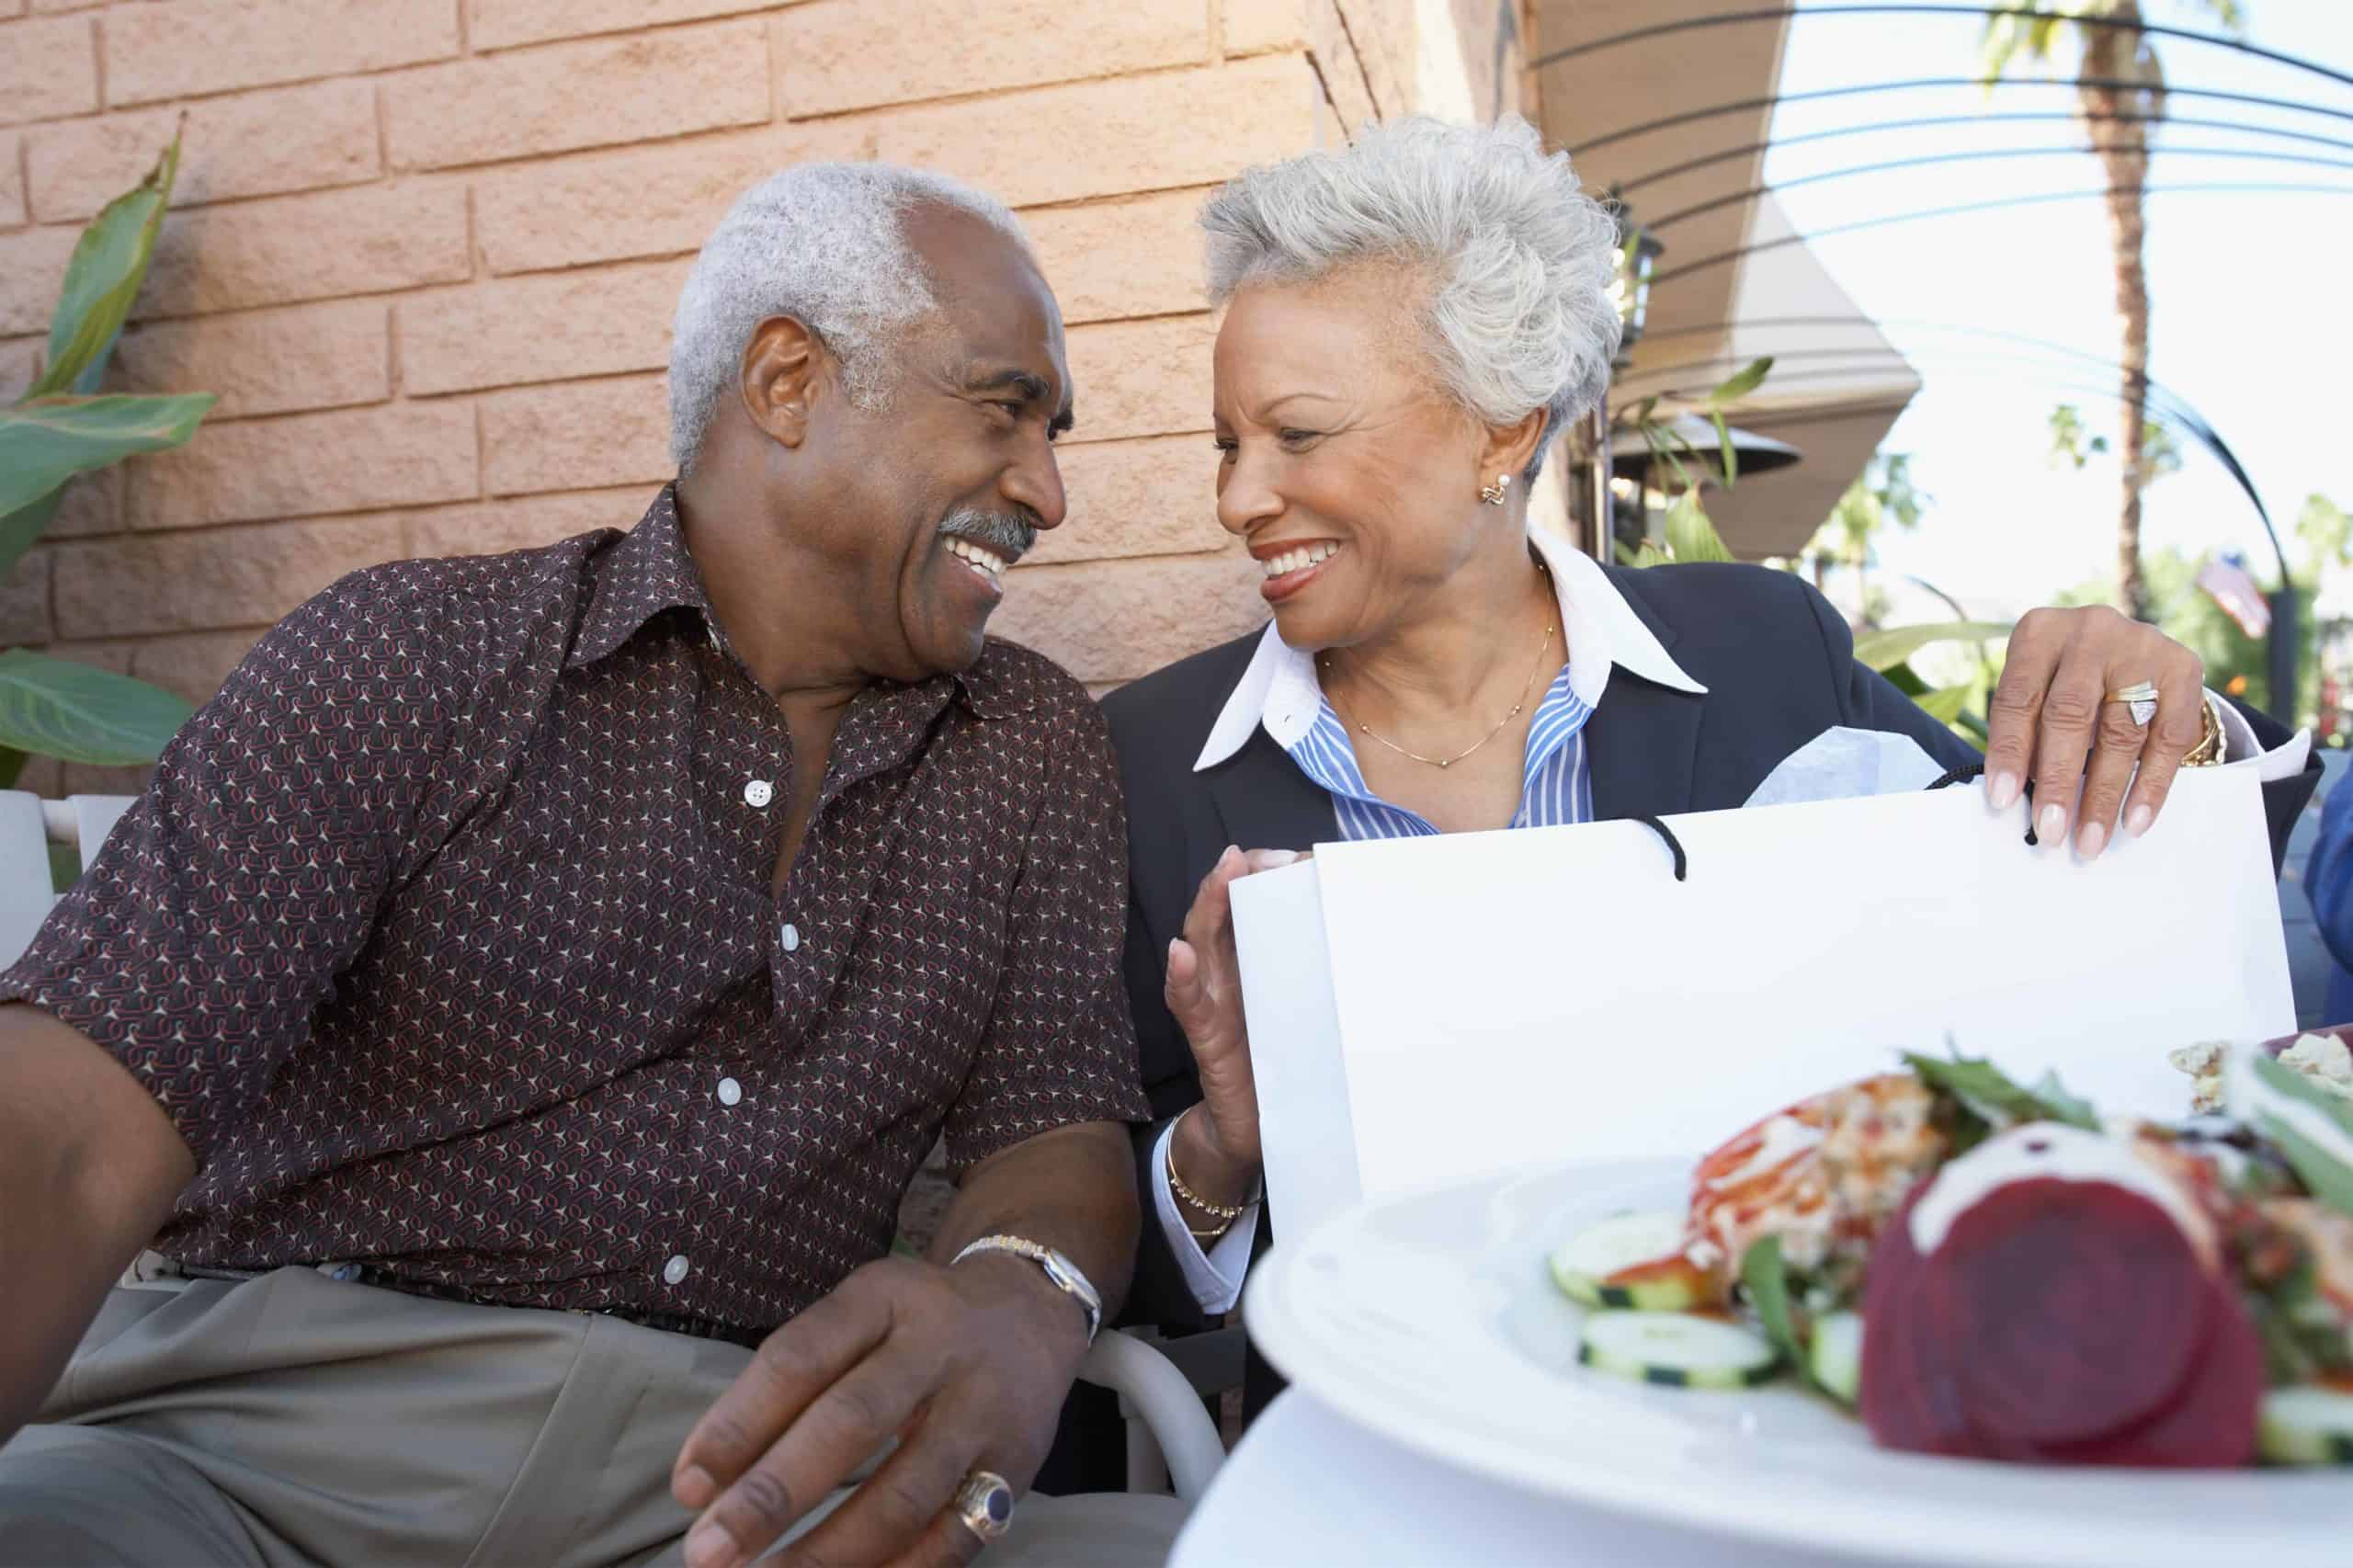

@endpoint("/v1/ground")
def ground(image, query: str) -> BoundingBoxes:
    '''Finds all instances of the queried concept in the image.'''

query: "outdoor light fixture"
[1608,210,1665,364]
[1610,415,1802,489]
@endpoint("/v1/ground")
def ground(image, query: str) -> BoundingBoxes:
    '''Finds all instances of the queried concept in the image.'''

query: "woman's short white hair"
[668,162,1031,472]
[1199,116,1621,480]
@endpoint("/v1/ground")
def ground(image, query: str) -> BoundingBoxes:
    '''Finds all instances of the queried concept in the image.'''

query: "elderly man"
[0,165,1182,1567]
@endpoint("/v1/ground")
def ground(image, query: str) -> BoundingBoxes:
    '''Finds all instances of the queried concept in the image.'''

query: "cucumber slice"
[1809,1310,1863,1405]
[2258,1385,2353,1465]
[1549,1210,1701,1310]
[1578,1309,1782,1390]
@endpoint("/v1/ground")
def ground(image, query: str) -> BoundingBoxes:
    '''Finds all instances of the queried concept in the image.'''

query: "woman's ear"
[1478,407,1551,492]
[737,316,824,449]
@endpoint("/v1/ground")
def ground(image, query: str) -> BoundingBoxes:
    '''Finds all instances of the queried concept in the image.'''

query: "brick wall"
[0,0,1535,796]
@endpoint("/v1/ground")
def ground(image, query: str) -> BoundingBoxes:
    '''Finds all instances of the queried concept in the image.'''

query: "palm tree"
[1979,0,2243,622]
[1811,452,1930,627]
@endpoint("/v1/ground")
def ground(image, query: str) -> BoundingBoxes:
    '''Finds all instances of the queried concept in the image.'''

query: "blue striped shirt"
[1286,665,1594,839]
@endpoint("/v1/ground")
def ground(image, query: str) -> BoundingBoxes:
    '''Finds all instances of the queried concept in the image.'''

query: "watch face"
[1042,1251,1089,1301]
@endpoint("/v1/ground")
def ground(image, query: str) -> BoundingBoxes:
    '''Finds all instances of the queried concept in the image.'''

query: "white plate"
[1244,1157,2353,1568]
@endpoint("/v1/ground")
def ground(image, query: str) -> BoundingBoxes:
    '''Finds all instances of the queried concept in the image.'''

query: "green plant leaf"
[1663,491,1734,564]
[1903,1051,2100,1132]
[0,393,213,520]
[0,486,66,586]
[31,137,181,401]
[1711,410,1738,488]
[0,649,193,767]
[1851,620,2016,672]
[1740,1235,1804,1381]
[1705,356,1773,407]
[1913,683,1975,723]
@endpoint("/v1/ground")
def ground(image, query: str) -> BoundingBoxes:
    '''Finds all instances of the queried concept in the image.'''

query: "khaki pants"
[0,1268,1184,1567]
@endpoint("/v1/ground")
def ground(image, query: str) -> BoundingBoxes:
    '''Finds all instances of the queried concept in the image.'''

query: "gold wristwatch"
[949,1234,1102,1343]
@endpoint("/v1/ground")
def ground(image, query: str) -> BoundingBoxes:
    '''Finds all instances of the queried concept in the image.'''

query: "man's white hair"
[1199,116,1621,481]
[667,162,1032,472]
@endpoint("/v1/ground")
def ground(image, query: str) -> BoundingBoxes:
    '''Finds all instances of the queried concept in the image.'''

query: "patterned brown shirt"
[1,487,1148,1335]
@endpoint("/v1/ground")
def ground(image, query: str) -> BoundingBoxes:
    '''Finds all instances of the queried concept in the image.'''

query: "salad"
[1546,1033,2353,1468]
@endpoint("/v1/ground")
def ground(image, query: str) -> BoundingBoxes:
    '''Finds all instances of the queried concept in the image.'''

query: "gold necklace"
[1323,612,1558,770]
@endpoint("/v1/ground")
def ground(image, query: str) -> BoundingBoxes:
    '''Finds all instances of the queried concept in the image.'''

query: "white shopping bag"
[1228,766,2292,1244]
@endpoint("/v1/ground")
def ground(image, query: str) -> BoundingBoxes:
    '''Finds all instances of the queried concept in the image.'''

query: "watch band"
[949,1234,1102,1344]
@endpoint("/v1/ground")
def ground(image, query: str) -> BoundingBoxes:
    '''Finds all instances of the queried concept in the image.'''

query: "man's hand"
[1164,846,1302,1199]
[1982,604,2208,859]
[673,1237,1102,1567]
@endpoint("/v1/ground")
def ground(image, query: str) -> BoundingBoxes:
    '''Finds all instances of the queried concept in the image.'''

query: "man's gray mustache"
[938,508,1037,564]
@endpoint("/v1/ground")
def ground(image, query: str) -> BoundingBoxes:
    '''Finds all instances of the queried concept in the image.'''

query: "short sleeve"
[0,575,481,1167]
[942,694,1152,1172]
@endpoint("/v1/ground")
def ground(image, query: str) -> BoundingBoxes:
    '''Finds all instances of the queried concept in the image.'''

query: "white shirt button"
[780,922,801,953]
[717,1076,743,1107]
[744,778,774,809]
[662,1254,690,1286]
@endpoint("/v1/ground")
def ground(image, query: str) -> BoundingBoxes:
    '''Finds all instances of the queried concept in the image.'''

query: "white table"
[1169,1392,1895,1568]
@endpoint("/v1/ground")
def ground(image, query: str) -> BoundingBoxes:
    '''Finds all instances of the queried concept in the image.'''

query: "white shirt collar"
[1193,526,1706,771]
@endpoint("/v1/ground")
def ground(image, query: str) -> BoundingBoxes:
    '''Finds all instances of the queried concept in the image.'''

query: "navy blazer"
[1099,562,2320,1378]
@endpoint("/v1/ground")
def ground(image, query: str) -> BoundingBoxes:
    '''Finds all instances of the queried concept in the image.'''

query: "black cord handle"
[1632,814,1688,881]
[1927,764,2039,845]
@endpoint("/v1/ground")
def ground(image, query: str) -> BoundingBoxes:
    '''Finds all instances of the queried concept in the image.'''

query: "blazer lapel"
[1585,673,1706,823]
[1584,572,1707,822]
[1204,730,1341,853]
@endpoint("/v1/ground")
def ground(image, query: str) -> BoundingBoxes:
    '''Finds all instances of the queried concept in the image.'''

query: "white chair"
[0,789,1229,1500]
[0,790,134,968]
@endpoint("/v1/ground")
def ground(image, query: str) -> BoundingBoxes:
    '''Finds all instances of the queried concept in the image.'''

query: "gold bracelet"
[2182,692,2228,767]
[1166,1109,1251,1221]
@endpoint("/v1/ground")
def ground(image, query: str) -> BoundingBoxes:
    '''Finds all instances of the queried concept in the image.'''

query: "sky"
[1756,0,2353,619]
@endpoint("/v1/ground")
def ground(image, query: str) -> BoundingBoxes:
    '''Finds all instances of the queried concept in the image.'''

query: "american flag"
[2196,554,2271,640]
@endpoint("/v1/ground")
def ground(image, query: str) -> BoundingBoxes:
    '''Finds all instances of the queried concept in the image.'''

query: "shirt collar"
[1192,525,1706,772]
[566,484,713,671]
[566,484,1043,719]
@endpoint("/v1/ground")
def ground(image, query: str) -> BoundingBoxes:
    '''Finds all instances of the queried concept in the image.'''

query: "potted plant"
[0,136,210,844]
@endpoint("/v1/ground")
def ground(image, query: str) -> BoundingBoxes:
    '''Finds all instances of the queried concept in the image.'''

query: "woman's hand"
[1982,604,2209,859]
[1164,846,1302,1205]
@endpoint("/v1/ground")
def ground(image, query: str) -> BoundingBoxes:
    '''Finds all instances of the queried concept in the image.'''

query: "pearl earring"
[1480,474,1511,506]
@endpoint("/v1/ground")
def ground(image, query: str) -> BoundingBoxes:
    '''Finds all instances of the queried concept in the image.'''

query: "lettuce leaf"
[1741,1234,1805,1383]
[1904,1051,2101,1136]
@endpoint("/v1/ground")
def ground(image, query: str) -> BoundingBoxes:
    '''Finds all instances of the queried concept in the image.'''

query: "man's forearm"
[0,1006,192,1445]
[928,1119,1140,1329]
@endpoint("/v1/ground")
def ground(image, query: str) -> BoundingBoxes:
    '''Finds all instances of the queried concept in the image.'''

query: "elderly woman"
[1097,117,2315,1413]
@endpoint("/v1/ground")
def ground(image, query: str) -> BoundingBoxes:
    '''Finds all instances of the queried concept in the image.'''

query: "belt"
[165,1259,768,1350]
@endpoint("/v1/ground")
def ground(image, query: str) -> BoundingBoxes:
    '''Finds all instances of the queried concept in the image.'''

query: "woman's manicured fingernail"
[1262,849,1300,866]
[675,1466,715,1508]
[2077,821,2107,859]
[1989,771,2021,811]
[684,1522,734,1568]
[2127,803,2154,837]
[2038,803,2067,845]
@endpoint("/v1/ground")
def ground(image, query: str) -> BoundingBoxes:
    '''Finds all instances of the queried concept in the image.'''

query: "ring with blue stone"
[951,1470,1016,1544]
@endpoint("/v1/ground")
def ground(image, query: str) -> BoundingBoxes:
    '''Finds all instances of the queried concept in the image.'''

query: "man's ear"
[737,315,826,449]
